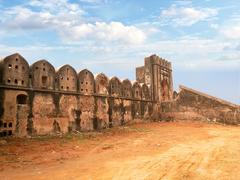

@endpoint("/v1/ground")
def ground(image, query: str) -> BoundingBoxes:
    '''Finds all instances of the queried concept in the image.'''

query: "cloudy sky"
[0,0,239,103]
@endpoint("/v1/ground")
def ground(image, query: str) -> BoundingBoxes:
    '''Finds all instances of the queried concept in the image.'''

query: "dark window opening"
[61,86,63,89]
[7,79,11,83]
[15,65,18,69]
[4,123,7,128]
[67,86,69,90]
[42,76,47,86]
[86,82,88,85]
[22,66,25,70]
[17,94,28,104]
[86,89,88,92]
[85,72,88,75]
[14,79,18,84]
[9,123,12,128]
[8,130,12,136]
[3,131,7,136]
[21,80,24,85]
[16,58,18,61]
[8,64,12,69]
[81,89,83,91]
[43,68,46,71]
[29,75,32,79]
[35,67,39,70]
[43,63,45,66]
[81,81,83,84]
[136,91,139,97]
[67,77,69,80]
[61,77,63,80]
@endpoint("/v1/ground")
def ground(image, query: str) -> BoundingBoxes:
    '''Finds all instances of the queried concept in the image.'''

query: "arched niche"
[122,79,132,98]
[132,82,142,99]
[142,83,150,100]
[78,69,95,94]
[1,53,29,87]
[161,78,170,101]
[30,60,55,89]
[95,73,109,95]
[109,77,122,97]
[16,94,28,105]
[56,65,77,92]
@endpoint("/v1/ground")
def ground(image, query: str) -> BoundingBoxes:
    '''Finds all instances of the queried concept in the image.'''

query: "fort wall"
[161,86,240,125]
[0,53,155,137]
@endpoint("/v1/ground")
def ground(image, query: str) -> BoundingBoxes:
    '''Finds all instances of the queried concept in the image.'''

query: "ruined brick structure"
[0,53,239,137]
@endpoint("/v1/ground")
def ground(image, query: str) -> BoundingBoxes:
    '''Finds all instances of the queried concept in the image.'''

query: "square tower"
[136,54,173,102]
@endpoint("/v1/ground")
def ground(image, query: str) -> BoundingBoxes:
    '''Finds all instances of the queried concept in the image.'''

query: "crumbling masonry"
[0,53,239,137]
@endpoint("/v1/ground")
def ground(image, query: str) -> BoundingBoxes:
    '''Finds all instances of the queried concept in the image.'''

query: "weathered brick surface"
[161,86,240,125]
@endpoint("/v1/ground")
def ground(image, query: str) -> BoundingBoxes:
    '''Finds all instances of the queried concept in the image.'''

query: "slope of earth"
[1,121,240,180]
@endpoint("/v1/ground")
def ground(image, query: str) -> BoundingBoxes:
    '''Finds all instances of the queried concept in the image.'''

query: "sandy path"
[1,122,240,180]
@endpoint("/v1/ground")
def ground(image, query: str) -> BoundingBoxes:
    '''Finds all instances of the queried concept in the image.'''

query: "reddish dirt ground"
[1,121,240,180]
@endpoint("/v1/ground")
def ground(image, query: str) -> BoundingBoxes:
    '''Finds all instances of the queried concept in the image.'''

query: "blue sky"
[0,0,239,104]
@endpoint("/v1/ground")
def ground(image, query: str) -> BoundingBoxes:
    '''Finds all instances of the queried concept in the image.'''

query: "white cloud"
[221,25,240,40]
[160,5,218,26]
[59,22,146,44]
[0,0,145,44]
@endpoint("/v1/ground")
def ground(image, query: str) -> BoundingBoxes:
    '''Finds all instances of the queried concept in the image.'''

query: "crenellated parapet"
[0,53,151,100]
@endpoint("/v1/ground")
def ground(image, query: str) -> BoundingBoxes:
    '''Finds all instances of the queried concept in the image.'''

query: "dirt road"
[1,121,240,180]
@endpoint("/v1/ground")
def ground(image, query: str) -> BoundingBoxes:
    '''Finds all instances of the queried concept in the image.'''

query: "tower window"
[43,68,46,71]
[7,79,11,83]
[67,86,69,90]
[8,64,12,69]
[21,80,24,85]
[15,65,18,69]
[16,58,18,61]
[8,123,12,128]
[14,79,18,84]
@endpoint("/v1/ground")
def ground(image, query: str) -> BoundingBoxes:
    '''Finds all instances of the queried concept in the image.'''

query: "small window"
[43,63,45,66]
[61,86,63,89]
[86,89,88,92]
[136,91,139,97]
[7,79,11,83]
[35,67,39,70]
[8,123,12,128]
[67,77,69,80]
[4,123,7,128]
[14,79,18,84]
[43,68,45,71]
[8,64,12,69]
[29,75,32,79]
[81,89,83,91]
[67,86,69,90]
[15,65,18,69]
[81,81,83,84]
[16,58,18,61]
[21,80,24,85]
[61,77,63,80]
[85,72,88,75]
[86,82,88,85]
[17,94,27,104]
